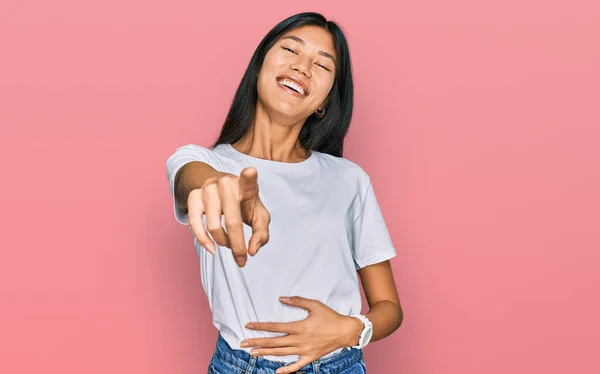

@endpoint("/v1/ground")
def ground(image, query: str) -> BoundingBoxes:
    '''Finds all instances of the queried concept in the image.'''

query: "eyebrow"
[281,35,337,65]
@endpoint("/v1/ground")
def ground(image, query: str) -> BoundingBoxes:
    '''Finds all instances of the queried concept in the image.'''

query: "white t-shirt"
[165,143,396,363]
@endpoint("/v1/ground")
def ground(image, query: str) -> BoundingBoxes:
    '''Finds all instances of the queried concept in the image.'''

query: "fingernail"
[206,242,215,254]
[246,323,254,329]
[250,350,259,356]
[240,341,249,347]
[279,296,290,301]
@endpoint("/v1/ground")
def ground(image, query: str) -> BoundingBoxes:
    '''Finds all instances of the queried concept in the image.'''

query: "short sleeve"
[351,178,397,270]
[165,144,220,225]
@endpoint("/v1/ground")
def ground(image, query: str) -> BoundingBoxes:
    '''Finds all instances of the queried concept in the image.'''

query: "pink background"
[1,1,599,373]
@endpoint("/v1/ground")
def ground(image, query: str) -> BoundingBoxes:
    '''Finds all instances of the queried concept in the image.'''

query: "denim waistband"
[212,333,364,373]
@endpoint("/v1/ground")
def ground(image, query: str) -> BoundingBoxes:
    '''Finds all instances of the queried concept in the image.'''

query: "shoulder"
[169,143,234,160]
[166,143,235,172]
[170,143,216,155]
[313,151,371,188]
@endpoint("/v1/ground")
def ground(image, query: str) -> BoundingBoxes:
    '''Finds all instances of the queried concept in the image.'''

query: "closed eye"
[283,46,331,72]
[316,63,331,71]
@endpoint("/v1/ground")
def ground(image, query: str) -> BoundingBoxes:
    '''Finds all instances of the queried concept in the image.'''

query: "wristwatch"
[349,314,373,349]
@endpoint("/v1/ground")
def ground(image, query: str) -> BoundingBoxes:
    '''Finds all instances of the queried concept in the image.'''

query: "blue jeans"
[209,333,367,374]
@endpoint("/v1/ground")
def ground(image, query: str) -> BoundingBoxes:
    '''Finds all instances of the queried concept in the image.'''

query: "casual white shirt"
[166,143,396,363]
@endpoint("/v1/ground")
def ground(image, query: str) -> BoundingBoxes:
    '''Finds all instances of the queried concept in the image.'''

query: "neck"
[232,101,311,163]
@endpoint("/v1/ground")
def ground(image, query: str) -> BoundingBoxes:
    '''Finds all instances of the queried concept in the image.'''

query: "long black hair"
[212,12,354,157]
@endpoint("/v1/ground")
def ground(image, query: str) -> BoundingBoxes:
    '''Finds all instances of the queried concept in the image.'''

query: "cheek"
[256,75,272,102]
[256,68,274,94]
[262,51,287,74]
[314,76,335,101]
[256,72,285,110]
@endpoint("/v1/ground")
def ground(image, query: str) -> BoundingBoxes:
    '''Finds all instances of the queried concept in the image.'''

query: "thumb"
[247,209,269,256]
[247,234,263,257]
[238,167,259,201]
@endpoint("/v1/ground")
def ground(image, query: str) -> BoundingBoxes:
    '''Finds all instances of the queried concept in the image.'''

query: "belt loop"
[312,359,320,374]
[245,356,257,374]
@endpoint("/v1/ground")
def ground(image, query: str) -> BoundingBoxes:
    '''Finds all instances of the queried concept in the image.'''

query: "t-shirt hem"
[169,160,195,225]
[355,249,397,269]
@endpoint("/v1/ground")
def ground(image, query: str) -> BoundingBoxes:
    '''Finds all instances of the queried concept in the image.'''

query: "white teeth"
[278,78,306,96]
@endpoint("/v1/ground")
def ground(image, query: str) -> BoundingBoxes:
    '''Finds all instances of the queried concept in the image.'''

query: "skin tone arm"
[174,161,224,212]
[357,260,403,343]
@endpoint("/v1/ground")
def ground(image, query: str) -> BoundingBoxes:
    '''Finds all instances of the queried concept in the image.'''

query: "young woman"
[166,12,403,374]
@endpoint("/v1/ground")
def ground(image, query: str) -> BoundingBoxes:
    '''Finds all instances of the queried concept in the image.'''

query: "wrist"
[340,315,365,348]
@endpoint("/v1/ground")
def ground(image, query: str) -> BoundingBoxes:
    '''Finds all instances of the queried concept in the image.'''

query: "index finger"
[246,321,302,334]
[238,167,259,201]
[219,181,248,267]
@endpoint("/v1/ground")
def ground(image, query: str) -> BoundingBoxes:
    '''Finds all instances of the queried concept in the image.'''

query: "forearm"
[342,300,403,347]
[174,161,225,210]
[365,300,403,343]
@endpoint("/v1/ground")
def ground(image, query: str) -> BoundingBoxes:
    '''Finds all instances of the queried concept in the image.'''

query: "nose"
[290,56,312,78]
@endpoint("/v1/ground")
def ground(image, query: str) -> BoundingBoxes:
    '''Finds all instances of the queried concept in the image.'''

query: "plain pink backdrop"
[1,1,599,373]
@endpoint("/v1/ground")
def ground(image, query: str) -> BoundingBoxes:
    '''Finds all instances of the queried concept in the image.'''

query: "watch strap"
[349,314,372,349]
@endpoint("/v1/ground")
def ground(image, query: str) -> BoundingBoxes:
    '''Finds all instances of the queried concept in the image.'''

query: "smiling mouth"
[276,77,308,97]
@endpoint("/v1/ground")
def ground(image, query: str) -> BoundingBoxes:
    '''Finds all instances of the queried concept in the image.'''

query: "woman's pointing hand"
[187,167,270,267]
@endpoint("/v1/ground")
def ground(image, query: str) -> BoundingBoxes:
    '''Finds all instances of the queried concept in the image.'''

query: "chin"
[258,91,308,120]
[275,108,303,120]
[269,103,304,120]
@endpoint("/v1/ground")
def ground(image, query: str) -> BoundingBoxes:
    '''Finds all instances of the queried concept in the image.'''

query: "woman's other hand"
[240,296,364,373]
[187,167,270,267]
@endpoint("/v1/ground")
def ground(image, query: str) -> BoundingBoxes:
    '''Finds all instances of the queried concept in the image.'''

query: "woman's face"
[257,25,337,121]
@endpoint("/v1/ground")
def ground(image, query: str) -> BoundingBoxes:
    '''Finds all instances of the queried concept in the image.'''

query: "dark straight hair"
[211,12,354,157]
